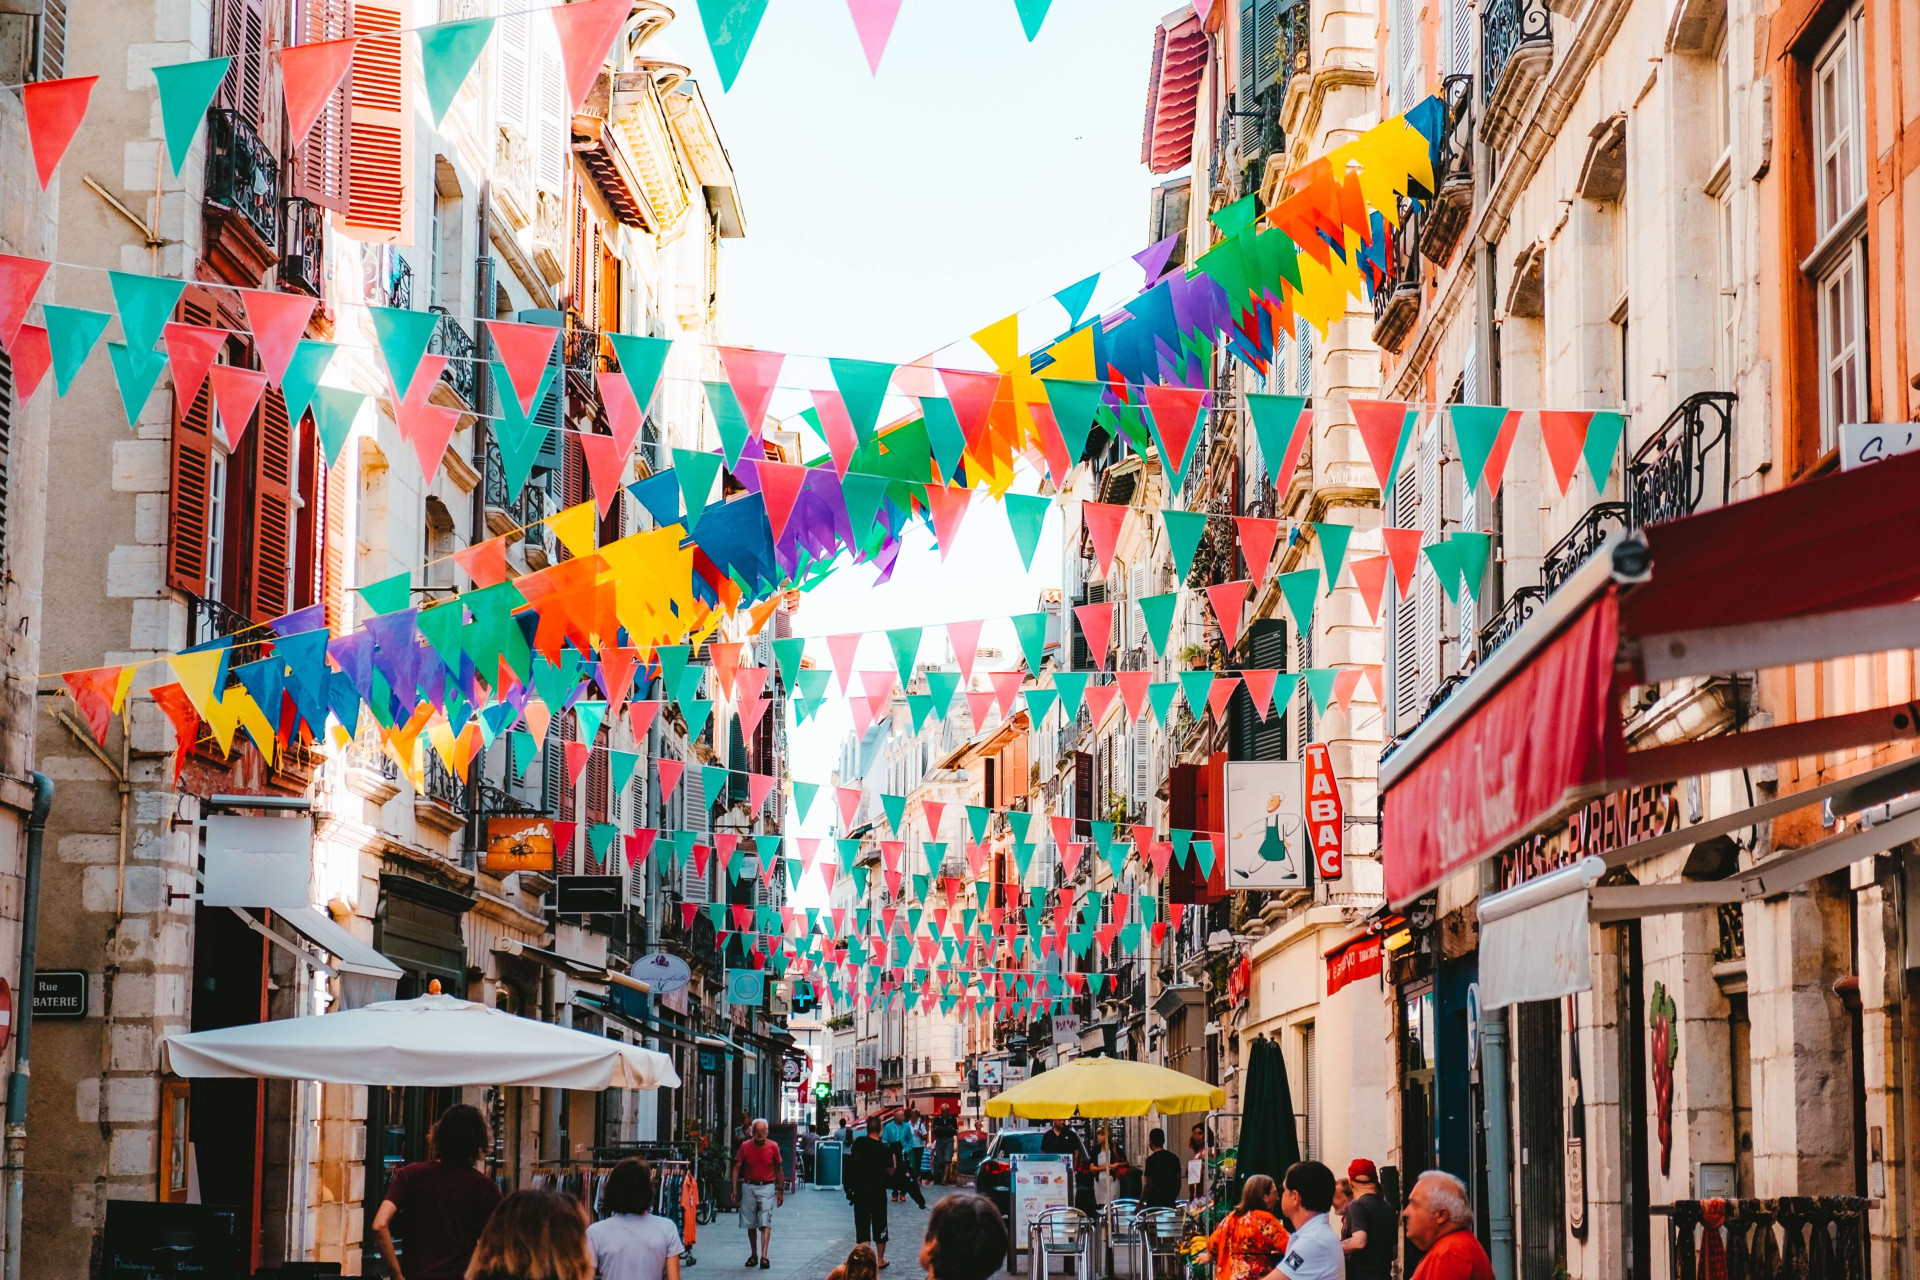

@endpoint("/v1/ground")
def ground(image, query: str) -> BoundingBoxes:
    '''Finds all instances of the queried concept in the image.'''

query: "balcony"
[1420,75,1476,269]
[1370,202,1424,354]
[384,252,414,312]
[428,306,478,408]
[187,594,268,668]
[416,750,468,835]
[495,124,535,230]
[279,196,324,297]
[907,1070,964,1093]
[204,108,279,278]
[1280,0,1310,83]
[342,724,402,804]
[533,191,568,287]
[1480,0,1552,149]
[1658,1198,1865,1280]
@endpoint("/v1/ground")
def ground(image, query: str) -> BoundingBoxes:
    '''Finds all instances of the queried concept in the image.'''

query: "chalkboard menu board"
[103,1200,240,1278]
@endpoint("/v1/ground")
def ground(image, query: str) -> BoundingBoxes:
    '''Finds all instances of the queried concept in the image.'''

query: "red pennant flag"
[601,646,641,710]
[989,669,1023,716]
[625,829,656,867]
[846,0,905,72]
[1205,580,1251,651]
[1073,601,1115,669]
[921,483,974,560]
[552,820,576,864]
[10,325,50,408]
[837,785,863,830]
[810,389,859,477]
[947,618,983,683]
[1350,399,1411,492]
[1240,668,1281,720]
[408,403,462,480]
[738,696,771,737]
[454,536,510,589]
[1082,502,1128,576]
[1062,841,1084,878]
[825,633,862,693]
[1233,516,1281,580]
[759,459,810,540]
[1272,404,1313,496]
[577,432,631,517]
[1051,815,1074,848]
[563,741,589,787]
[206,364,268,449]
[628,699,663,739]
[239,288,319,388]
[1149,842,1172,882]
[692,843,711,877]
[1381,528,1423,599]
[1482,409,1522,498]
[1117,670,1151,724]
[1333,668,1365,715]
[552,0,633,112]
[656,757,684,797]
[485,319,561,415]
[1025,402,1072,487]
[718,346,785,432]
[1142,384,1207,473]
[1349,555,1389,623]
[63,666,124,743]
[1083,680,1118,725]
[22,76,96,189]
[149,682,201,781]
[0,256,49,355]
[965,690,996,727]
[859,669,896,704]
[937,370,1003,450]
[921,798,946,836]
[596,368,644,458]
[162,322,227,409]
[1538,410,1592,496]
[391,354,450,441]
[278,39,357,143]
[1361,665,1386,708]
[1206,676,1242,723]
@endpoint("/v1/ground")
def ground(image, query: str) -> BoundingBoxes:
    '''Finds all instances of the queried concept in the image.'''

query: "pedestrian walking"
[907,1109,928,1186]
[1040,1116,1089,1210]
[1402,1172,1492,1280]
[883,1111,926,1208]
[1266,1161,1344,1280]
[828,1243,882,1280]
[370,1103,503,1280]
[845,1115,898,1269]
[1142,1129,1183,1208]
[930,1110,957,1186]
[918,1193,1008,1280]
[731,1117,785,1269]
[1339,1161,1395,1280]
[588,1160,684,1280]
[801,1128,820,1186]
[1196,1175,1289,1280]
[465,1188,593,1280]
[1090,1127,1119,1208]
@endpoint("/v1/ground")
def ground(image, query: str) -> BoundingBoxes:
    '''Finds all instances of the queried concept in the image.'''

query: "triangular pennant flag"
[1333,668,1365,716]
[1082,680,1119,725]
[1161,508,1209,582]
[1303,668,1340,715]
[1381,528,1422,600]
[1584,411,1627,491]
[313,386,366,468]
[702,380,754,468]
[947,618,983,685]
[357,571,412,616]
[1482,409,1522,498]
[10,325,50,409]
[973,314,1019,371]
[1449,405,1509,494]
[1204,580,1250,651]
[845,0,905,73]
[160,322,225,409]
[238,290,319,389]
[1423,539,1463,602]
[1206,676,1242,724]
[1538,409,1591,497]
[1083,502,1127,577]
[1003,493,1050,571]
[922,484,973,560]
[1042,378,1103,465]
[918,396,968,481]
[672,448,724,531]
[1451,531,1492,603]
[44,305,110,396]
[694,0,771,90]
[1147,681,1180,726]
[1074,601,1115,669]
[280,339,336,425]
[1241,668,1280,720]
[1052,672,1090,722]
[1024,686,1058,727]
[1246,393,1311,491]
[1349,555,1389,623]
[22,76,96,189]
[1311,522,1352,593]
[106,342,168,427]
[1142,385,1207,482]
[418,18,494,124]
[1012,0,1052,39]
[577,433,633,517]
[152,57,230,176]
[368,306,443,403]
[0,256,49,354]
[63,666,125,744]
[717,346,784,435]
[1350,398,1413,493]
[1234,516,1281,580]
[279,38,358,141]
[1178,669,1215,720]
[107,271,185,355]
[1138,592,1178,659]
[1053,275,1099,327]
[758,459,810,539]
[605,331,671,413]
[207,365,268,448]
[938,369,1002,450]
[829,356,895,445]
[485,318,562,415]
[809,391,858,477]
[552,0,636,111]
[886,627,922,684]
[1278,568,1319,637]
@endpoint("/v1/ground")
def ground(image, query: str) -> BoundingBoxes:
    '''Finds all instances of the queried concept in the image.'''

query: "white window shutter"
[498,10,530,130]
[1416,413,1442,707]
[538,48,566,191]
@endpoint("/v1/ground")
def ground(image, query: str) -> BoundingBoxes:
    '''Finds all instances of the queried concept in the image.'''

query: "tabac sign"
[1303,744,1344,880]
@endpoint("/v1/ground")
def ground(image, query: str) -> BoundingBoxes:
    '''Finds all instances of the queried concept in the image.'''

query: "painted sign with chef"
[1224,760,1308,890]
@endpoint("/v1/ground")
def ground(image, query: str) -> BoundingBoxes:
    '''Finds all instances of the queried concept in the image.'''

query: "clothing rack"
[531,1148,703,1257]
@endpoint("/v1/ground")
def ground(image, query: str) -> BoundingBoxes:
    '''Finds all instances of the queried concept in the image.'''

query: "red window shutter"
[587,727,608,825]
[338,1,409,243]
[290,0,352,210]
[239,386,294,622]
[323,454,346,633]
[293,412,320,612]
[167,296,220,597]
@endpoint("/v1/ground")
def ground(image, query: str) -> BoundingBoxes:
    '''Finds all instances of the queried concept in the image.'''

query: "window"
[1812,13,1863,238]
[206,445,230,601]
[1299,1023,1318,1159]
[1808,7,1867,454]
[1709,32,1738,386]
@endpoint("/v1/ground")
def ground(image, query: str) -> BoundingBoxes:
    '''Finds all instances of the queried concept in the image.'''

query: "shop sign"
[782,1057,803,1082]
[1224,760,1307,890]
[33,971,88,1018]
[632,952,691,997]
[1051,1014,1082,1046]
[1323,933,1383,997]
[1496,783,1679,892]
[856,1067,878,1092]
[699,1049,721,1073]
[201,815,312,907]
[1005,1062,1028,1081]
[485,817,556,875]
[978,1059,1003,1087]
[1226,955,1252,1006]
[555,875,622,914]
[1303,744,1344,879]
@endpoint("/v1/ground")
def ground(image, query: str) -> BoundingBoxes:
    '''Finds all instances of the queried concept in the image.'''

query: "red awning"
[1381,446,1920,906]
[1142,10,1207,175]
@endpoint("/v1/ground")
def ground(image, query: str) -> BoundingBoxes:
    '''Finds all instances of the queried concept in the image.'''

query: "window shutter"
[217,0,269,125]
[1254,0,1283,92]
[1300,1024,1318,1159]
[0,349,12,575]
[1415,415,1442,708]
[1130,560,1147,648]
[538,49,566,192]
[291,0,352,210]
[499,11,530,130]
[543,712,565,815]
[1450,0,1470,75]
[36,0,67,78]
[238,385,294,622]
[1107,567,1122,654]
[1295,624,1313,757]
[323,452,347,633]
[1237,0,1257,109]
[1073,751,1094,831]
[1295,319,1313,397]
[1132,718,1151,801]
[1388,461,1420,729]
[166,298,219,597]
[686,757,707,832]
[338,0,410,244]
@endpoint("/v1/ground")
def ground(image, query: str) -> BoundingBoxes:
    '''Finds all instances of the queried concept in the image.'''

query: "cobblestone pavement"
[687,1179,961,1280]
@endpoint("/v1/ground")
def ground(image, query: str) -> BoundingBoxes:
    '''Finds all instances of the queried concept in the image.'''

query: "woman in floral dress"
[1199,1176,1290,1280]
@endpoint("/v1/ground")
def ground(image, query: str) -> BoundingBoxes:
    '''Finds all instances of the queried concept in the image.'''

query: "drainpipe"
[4,773,54,1280]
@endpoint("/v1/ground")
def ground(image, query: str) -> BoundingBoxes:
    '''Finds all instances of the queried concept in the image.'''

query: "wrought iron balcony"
[279,197,324,297]
[205,108,278,249]
[187,593,269,669]
[1481,0,1552,147]
[385,252,414,312]
[564,309,605,374]
[1370,201,1424,353]
[1420,75,1476,269]
[1659,1197,1865,1280]
[1625,392,1735,529]
[422,750,465,809]
[1476,584,1544,658]
[1540,501,1629,596]
[428,306,478,407]
[1281,0,1311,80]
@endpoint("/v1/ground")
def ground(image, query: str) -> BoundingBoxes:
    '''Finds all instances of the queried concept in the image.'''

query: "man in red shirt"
[1403,1171,1493,1280]
[732,1117,785,1269]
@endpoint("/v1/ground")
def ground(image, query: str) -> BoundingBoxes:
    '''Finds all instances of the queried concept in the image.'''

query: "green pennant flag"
[677,665,707,707]
[1178,669,1214,718]
[701,381,754,468]
[107,272,186,355]
[672,448,723,532]
[918,397,968,481]
[107,342,168,427]
[1194,838,1216,879]
[1424,539,1463,602]
[152,57,231,175]
[682,699,714,741]
[788,857,806,890]
[43,306,110,396]
[574,700,607,743]
[771,636,805,690]
[510,730,538,779]
[841,471,893,545]
[792,779,819,821]
[1311,522,1353,594]
[589,823,619,867]
[1585,411,1627,491]
[701,765,730,805]
[606,332,672,410]
[492,365,552,494]
[694,0,770,90]
[924,669,960,717]
[309,386,366,470]
[1042,378,1104,464]
[417,17,495,124]
[1011,611,1049,676]
[279,339,336,425]
[881,793,907,833]
[1012,0,1052,40]
[1161,508,1209,582]
[1003,493,1050,571]
[1024,686,1059,727]
[1303,668,1340,715]
[1138,592,1179,659]
[966,805,992,842]
[1449,405,1509,493]
[610,750,640,794]
[887,627,923,684]
[1053,671,1090,722]
[830,357,895,447]
[357,571,412,616]
[1211,194,1259,236]
[924,842,947,875]
[672,831,694,870]
[1147,681,1180,726]
[1245,394,1307,487]
[906,692,935,732]
[1451,531,1492,602]
[1013,840,1036,880]
[653,644,689,702]
[368,305,442,401]
[416,601,466,674]
[1278,568,1318,638]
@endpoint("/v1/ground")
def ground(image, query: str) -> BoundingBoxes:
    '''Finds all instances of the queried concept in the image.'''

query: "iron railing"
[1483,0,1551,105]
[385,252,414,312]
[187,594,269,668]
[205,108,278,248]
[1476,584,1545,656]
[1540,501,1629,596]
[1371,201,1424,328]
[279,197,324,296]
[1436,75,1475,190]
[564,309,604,374]
[428,306,478,407]
[1626,392,1736,529]
[344,726,400,781]
[422,750,465,809]
[1661,1198,1867,1280]
[1281,0,1311,80]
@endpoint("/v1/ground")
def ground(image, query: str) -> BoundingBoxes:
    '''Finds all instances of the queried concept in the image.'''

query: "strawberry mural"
[1650,981,1679,1176]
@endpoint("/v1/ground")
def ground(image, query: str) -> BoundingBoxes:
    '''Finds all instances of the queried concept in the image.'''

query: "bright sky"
[658,1,1181,888]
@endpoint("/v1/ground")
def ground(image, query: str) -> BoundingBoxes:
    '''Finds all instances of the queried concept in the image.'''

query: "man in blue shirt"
[881,1112,925,1207]
[1265,1162,1343,1280]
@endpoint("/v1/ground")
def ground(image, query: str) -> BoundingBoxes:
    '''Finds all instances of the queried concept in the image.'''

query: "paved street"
[691,1180,954,1280]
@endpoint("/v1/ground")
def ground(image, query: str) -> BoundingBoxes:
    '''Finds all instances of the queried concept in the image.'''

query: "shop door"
[189,906,268,1273]
[1515,1000,1566,1280]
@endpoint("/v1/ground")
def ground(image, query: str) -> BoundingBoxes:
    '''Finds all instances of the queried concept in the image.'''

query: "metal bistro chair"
[1135,1207,1188,1280]
[1031,1206,1096,1280]
[1101,1199,1144,1278]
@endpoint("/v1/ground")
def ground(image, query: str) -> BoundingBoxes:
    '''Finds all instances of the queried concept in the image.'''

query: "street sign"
[814,1081,832,1100]
[33,971,88,1018]
[1303,743,1344,879]
[555,875,623,914]
[782,1057,803,1083]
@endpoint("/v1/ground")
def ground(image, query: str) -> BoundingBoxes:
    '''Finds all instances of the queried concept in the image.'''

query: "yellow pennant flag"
[222,686,278,764]
[972,315,1021,373]
[546,500,598,559]
[169,649,228,719]
[200,688,243,756]
[111,667,137,714]
[1043,325,1097,382]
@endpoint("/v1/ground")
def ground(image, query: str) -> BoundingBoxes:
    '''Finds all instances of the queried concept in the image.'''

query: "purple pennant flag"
[363,608,420,702]
[413,640,447,708]
[328,631,375,703]
[268,603,326,636]
[1134,234,1180,286]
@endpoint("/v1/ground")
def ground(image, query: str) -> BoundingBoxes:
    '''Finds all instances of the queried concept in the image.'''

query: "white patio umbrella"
[160,994,681,1090]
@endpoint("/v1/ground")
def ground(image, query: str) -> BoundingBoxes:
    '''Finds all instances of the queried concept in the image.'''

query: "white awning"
[276,906,403,981]
[1478,857,1606,1011]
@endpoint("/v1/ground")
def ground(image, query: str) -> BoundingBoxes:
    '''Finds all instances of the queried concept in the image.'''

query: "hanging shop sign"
[856,1067,878,1092]
[485,817,557,875]
[1323,931,1383,997]
[1224,760,1307,890]
[1303,743,1343,879]
[632,952,692,997]
[555,875,623,915]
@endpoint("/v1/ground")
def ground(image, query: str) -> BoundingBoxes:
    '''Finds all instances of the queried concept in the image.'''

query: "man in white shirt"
[1263,1161,1345,1280]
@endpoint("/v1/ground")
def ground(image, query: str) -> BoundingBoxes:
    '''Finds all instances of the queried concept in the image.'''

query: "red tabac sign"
[1303,743,1343,879]
[1324,932,1383,996]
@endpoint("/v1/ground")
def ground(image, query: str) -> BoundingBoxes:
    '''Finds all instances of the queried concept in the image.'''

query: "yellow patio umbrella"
[984,1056,1225,1119]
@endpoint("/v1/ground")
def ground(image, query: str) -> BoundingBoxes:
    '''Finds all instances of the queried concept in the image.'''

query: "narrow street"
[692,1183,949,1280]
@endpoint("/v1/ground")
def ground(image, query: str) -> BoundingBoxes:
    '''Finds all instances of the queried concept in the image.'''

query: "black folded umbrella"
[1233,1037,1301,1199]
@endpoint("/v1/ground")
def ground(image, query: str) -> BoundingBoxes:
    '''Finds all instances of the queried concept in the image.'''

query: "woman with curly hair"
[1197,1176,1289,1280]
[465,1189,592,1280]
